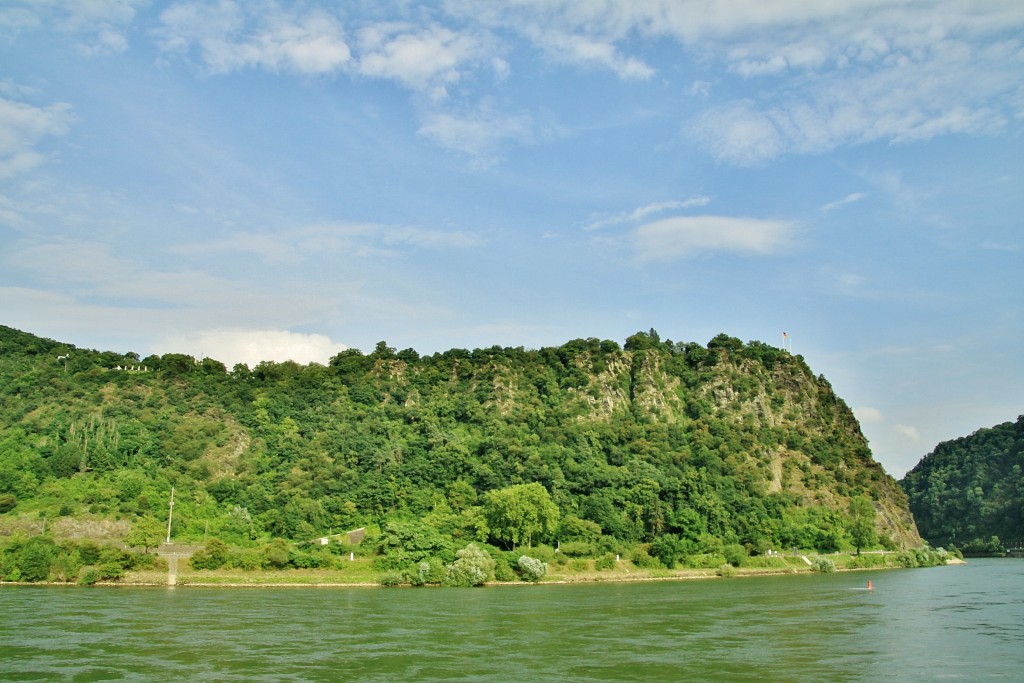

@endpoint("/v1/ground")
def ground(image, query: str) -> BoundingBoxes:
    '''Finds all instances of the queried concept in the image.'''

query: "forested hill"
[900,416,1023,551]
[0,325,921,553]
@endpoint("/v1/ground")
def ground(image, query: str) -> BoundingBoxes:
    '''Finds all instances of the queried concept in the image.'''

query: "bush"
[629,546,661,569]
[723,543,747,568]
[99,562,125,580]
[717,563,737,578]
[687,553,727,569]
[493,558,516,582]
[190,539,229,570]
[557,541,595,558]
[78,567,102,586]
[15,537,55,582]
[443,544,495,587]
[0,494,17,514]
[811,557,836,573]
[517,555,547,582]
[379,571,406,587]
[649,535,680,569]
[594,553,617,571]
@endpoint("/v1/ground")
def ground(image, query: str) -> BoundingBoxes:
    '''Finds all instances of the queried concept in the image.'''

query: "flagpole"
[166,486,175,544]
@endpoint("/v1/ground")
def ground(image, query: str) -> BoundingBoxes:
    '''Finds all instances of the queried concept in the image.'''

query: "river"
[1,559,1021,681]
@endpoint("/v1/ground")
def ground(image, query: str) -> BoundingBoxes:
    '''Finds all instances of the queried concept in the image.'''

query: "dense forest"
[901,416,1023,552]
[0,324,921,579]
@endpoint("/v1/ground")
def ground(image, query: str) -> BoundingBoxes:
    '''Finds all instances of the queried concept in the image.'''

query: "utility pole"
[166,486,175,544]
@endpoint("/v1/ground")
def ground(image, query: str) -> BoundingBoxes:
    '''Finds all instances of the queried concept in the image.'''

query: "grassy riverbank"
[110,550,957,588]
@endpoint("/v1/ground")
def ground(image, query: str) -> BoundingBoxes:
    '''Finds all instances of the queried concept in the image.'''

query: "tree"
[483,483,559,549]
[124,516,165,553]
[848,496,877,555]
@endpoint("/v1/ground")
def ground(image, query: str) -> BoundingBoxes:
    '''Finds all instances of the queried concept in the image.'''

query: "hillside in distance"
[0,325,921,554]
[901,416,1023,550]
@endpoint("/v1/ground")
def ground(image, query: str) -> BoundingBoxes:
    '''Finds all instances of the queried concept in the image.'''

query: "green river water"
[1,559,1021,681]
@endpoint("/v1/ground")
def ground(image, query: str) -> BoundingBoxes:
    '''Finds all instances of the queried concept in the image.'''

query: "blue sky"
[2,1,1022,478]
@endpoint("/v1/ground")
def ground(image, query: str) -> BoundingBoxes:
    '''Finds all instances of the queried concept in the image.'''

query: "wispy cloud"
[855,406,885,424]
[894,423,921,441]
[584,197,712,232]
[156,2,351,75]
[0,95,74,178]
[418,103,555,167]
[172,222,484,264]
[822,192,867,212]
[632,215,795,261]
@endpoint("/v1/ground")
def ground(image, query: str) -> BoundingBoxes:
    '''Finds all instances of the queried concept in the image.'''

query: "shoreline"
[0,558,965,589]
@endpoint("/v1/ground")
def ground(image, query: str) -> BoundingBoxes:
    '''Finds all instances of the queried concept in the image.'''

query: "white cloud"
[418,104,551,167]
[160,328,347,368]
[690,100,784,166]
[584,197,712,231]
[0,96,73,178]
[456,1,1024,163]
[632,215,795,261]
[526,29,654,80]
[855,406,885,424]
[355,22,491,97]
[157,1,351,75]
[822,192,867,212]
[894,423,921,441]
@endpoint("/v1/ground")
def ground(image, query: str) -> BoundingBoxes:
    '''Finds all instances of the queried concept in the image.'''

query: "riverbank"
[93,552,958,588]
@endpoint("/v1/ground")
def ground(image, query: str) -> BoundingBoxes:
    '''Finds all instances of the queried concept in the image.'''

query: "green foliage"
[190,539,230,570]
[0,535,146,583]
[375,520,454,570]
[483,483,559,549]
[901,415,1024,548]
[443,543,495,587]
[0,493,15,513]
[0,324,920,566]
[847,496,877,555]
[557,541,595,558]
[716,563,737,578]
[517,555,547,582]
[594,553,617,571]
[124,515,165,552]
[811,557,836,573]
[723,543,748,568]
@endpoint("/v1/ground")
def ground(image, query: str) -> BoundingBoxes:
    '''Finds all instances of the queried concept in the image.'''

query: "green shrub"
[99,562,124,580]
[494,557,516,582]
[594,553,616,571]
[78,567,102,586]
[629,546,661,569]
[517,555,547,582]
[379,571,406,587]
[811,557,836,573]
[723,543,748,568]
[717,563,737,578]
[0,494,17,514]
[190,539,229,570]
[687,553,727,569]
[557,541,595,558]
[895,551,918,568]
[443,543,495,587]
[15,537,56,582]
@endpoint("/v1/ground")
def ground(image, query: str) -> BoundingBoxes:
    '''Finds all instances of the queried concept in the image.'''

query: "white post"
[166,486,175,544]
